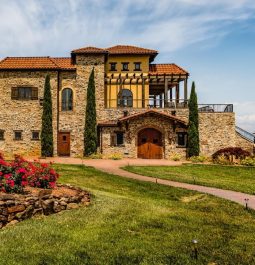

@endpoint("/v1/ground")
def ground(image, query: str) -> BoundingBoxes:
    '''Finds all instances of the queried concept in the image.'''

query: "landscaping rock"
[0,184,90,229]
[67,203,79,210]
[8,204,25,214]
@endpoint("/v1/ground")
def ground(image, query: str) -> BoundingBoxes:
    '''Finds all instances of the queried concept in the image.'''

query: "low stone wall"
[0,184,90,229]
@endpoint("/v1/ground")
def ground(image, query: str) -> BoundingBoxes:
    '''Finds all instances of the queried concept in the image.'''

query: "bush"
[189,155,207,163]
[241,157,255,166]
[108,153,122,160]
[0,154,59,193]
[212,147,251,164]
[169,153,182,161]
[88,153,103,159]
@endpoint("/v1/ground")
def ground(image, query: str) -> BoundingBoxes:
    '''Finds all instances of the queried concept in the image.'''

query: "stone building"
[0,45,253,158]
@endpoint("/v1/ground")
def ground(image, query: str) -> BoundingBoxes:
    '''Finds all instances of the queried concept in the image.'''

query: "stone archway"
[137,128,163,159]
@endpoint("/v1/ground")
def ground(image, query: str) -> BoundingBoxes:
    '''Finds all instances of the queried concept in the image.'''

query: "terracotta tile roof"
[0,57,59,70]
[51,57,76,70]
[107,45,158,55]
[118,110,187,125]
[149,64,189,75]
[0,57,76,70]
[71,46,108,54]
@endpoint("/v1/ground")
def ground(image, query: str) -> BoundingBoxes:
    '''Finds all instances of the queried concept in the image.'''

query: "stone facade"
[199,112,237,156]
[0,48,253,159]
[100,114,187,159]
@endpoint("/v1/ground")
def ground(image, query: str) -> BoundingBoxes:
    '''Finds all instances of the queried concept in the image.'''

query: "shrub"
[212,147,250,164]
[89,153,103,159]
[241,157,255,167]
[169,153,182,161]
[214,154,233,165]
[189,155,207,163]
[0,154,59,193]
[108,153,122,160]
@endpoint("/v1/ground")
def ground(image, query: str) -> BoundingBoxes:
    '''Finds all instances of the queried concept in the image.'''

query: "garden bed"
[0,184,90,229]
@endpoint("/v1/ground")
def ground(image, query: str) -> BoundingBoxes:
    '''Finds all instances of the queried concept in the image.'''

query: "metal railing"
[236,126,255,143]
[106,99,188,109]
[198,104,233,113]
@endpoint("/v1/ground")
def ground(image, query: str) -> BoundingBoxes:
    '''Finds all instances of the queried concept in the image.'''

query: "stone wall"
[0,71,58,158]
[58,55,105,157]
[0,184,90,229]
[101,115,187,159]
[235,132,254,154]
[199,112,236,156]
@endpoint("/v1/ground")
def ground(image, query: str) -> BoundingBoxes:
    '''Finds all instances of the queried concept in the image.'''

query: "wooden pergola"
[104,72,189,108]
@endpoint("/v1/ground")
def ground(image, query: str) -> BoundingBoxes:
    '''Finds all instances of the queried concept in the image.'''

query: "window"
[0,130,4,140]
[177,132,187,147]
[31,131,40,140]
[110,132,124,146]
[110,62,117,71]
[62,88,73,111]
[134,62,141,71]
[11,87,38,100]
[117,89,133,107]
[122,62,129,71]
[14,131,22,140]
[116,132,124,145]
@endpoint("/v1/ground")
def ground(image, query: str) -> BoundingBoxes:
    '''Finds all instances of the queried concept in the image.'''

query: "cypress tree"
[84,68,97,156]
[41,74,53,157]
[187,81,200,157]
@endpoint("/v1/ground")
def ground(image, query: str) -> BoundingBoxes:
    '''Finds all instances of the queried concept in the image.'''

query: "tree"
[188,81,199,157]
[84,68,97,156]
[41,74,53,157]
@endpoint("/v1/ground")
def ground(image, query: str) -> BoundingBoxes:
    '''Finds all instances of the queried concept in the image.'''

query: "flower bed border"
[0,184,90,229]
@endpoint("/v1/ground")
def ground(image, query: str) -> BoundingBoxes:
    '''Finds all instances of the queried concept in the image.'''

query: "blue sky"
[0,0,254,132]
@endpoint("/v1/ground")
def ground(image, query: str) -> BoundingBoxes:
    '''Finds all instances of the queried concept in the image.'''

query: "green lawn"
[124,164,255,195]
[0,164,255,264]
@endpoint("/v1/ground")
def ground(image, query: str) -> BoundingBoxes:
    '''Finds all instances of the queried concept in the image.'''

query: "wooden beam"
[164,77,168,108]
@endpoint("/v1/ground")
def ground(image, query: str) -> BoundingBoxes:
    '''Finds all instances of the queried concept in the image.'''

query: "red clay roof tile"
[149,64,188,75]
[107,45,158,55]
[71,46,108,54]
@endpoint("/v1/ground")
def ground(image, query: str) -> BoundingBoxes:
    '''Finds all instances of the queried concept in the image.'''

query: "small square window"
[32,131,40,140]
[116,132,124,145]
[0,130,4,141]
[177,132,187,147]
[14,131,22,140]
[122,63,129,71]
[134,62,141,71]
[110,63,117,71]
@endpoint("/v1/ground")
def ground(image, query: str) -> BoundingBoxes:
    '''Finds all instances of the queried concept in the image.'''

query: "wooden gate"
[57,132,70,156]
[138,128,163,159]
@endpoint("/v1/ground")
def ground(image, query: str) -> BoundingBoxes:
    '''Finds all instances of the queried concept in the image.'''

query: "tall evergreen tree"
[41,74,53,157]
[188,81,200,157]
[84,68,97,156]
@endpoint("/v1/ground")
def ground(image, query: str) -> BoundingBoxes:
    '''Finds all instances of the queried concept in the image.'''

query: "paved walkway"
[40,157,255,210]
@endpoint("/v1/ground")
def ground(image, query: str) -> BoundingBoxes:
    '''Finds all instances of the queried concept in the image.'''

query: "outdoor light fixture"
[244,198,249,210]
[192,239,198,260]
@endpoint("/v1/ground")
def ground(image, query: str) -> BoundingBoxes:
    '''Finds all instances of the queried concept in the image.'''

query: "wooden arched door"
[138,128,163,159]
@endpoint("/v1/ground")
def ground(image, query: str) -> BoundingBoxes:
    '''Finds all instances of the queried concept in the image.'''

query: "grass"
[124,164,255,195]
[0,164,254,264]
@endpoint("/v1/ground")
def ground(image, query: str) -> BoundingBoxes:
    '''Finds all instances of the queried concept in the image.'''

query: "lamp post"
[244,198,249,210]
[192,239,198,260]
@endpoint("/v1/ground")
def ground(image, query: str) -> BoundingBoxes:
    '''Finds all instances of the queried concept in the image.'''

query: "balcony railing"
[236,126,255,143]
[198,104,233,113]
[106,99,188,109]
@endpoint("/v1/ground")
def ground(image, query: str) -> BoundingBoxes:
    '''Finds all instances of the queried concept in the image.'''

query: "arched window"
[117,89,133,107]
[62,88,73,111]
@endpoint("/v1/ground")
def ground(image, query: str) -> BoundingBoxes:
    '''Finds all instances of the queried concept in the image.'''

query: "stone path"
[40,157,255,210]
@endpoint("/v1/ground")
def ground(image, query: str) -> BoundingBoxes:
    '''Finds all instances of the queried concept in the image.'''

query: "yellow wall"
[105,55,150,108]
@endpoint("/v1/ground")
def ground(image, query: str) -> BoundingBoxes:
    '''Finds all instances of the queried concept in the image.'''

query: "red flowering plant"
[0,154,59,193]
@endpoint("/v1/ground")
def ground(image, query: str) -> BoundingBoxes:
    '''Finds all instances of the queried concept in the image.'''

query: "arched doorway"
[138,128,163,159]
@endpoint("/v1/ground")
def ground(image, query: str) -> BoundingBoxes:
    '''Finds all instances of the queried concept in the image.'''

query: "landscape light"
[244,198,249,210]
[192,239,198,260]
